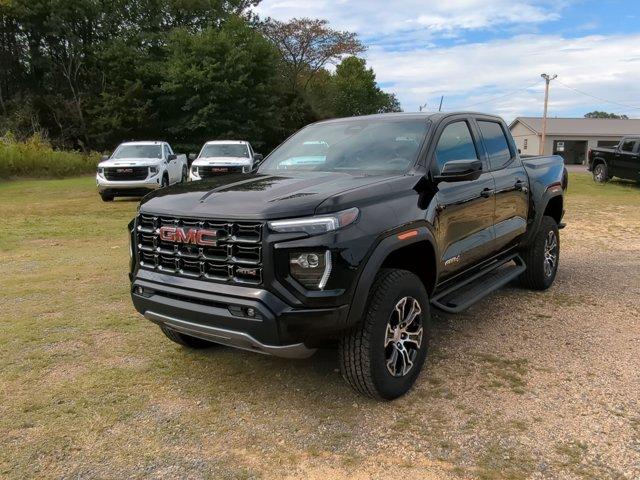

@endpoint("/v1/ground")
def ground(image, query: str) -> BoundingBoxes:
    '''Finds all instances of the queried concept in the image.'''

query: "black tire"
[592,162,608,183]
[161,175,169,188]
[100,193,114,202]
[339,269,431,400]
[519,215,560,290]
[159,325,217,349]
[181,166,188,183]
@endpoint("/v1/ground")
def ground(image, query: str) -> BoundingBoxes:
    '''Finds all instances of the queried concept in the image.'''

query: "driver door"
[431,119,496,277]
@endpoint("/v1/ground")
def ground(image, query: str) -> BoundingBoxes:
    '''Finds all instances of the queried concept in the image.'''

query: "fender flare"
[345,226,438,327]
[522,189,564,247]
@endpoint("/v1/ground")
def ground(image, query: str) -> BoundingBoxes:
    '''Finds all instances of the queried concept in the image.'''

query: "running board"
[431,254,526,313]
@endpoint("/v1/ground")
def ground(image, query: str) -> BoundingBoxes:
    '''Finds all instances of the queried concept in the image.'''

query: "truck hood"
[139,171,402,219]
[192,156,252,167]
[99,158,163,168]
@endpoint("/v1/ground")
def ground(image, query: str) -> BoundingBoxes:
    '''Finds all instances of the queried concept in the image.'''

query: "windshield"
[200,144,249,158]
[113,145,162,159]
[259,118,429,175]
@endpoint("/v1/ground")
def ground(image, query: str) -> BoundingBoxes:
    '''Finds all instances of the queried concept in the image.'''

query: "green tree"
[584,111,629,119]
[330,56,401,117]
[160,17,282,150]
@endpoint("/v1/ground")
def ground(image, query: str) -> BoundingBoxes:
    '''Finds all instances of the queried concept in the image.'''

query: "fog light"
[246,307,256,318]
[289,251,332,290]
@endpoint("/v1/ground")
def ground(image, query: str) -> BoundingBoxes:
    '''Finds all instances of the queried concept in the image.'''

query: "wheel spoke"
[403,327,423,348]
[385,323,396,347]
[397,345,413,376]
[386,346,399,375]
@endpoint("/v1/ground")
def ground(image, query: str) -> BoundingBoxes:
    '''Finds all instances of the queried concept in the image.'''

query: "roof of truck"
[119,141,165,146]
[204,140,250,145]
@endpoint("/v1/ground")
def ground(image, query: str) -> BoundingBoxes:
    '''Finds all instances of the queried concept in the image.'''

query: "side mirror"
[167,153,177,161]
[101,154,110,161]
[254,153,264,163]
[434,159,482,183]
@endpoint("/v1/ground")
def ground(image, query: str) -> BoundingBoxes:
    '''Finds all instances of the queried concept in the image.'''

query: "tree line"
[0,0,400,153]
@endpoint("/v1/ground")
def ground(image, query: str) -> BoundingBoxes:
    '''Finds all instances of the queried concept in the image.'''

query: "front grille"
[104,166,149,181]
[198,166,244,178]
[135,214,263,285]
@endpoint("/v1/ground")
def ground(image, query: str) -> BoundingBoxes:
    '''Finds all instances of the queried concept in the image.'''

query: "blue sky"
[255,0,640,121]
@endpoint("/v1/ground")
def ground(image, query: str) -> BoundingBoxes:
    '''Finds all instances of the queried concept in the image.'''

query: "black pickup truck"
[588,136,640,183]
[129,112,567,399]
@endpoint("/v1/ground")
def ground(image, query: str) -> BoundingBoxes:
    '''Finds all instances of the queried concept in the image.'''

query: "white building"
[509,117,640,164]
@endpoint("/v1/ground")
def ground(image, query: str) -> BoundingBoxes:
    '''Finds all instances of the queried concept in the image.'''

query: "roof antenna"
[438,96,444,112]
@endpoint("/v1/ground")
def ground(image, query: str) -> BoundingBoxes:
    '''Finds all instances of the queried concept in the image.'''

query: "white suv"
[189,140,263,181]
[96,141,187,201]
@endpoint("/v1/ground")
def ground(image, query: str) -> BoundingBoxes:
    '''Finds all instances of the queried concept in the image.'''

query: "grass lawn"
[1,173,638,479]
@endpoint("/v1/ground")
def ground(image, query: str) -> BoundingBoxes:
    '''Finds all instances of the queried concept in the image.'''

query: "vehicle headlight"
[268,207,359,236]
[289,251,332,290]
[97,167,104,175]
[149,166,158,175]
[191,166,199,174]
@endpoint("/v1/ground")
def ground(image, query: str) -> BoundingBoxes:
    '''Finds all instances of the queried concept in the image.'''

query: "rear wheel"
[519,215,559,290]
[159,325,217,349]
[339,269,431,400]
[593,163,608,183]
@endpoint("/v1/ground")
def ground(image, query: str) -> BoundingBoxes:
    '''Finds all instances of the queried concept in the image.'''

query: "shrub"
[0,133,100,179]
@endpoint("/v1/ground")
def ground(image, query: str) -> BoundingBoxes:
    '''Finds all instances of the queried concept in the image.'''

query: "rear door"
[476,118,529,253]
[614,138,640,180]
[431,117,496,277]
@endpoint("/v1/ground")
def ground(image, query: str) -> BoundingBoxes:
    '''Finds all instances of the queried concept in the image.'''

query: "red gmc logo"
[159,226,217,246]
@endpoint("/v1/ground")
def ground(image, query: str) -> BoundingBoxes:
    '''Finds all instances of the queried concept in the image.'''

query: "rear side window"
[478,121,512,169]
[434,121,478,171]
[621,139,636,152]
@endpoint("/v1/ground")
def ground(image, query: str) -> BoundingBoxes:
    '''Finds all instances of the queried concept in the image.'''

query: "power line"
[555,80,640,111]
[460,80,543,109]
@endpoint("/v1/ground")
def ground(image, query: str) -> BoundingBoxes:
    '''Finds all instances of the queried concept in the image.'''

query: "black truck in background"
[129,112,567,400]
[588,136,640,183]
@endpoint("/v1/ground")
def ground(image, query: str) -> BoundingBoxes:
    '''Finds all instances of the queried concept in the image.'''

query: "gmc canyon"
[129,112,567,399]
[97,141,188,201]
[588,136,640,183]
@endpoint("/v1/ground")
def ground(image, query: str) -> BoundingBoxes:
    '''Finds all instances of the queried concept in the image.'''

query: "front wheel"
[519,215,560,290]
[339,269,431,400]
[593,163,608,183]
[160,175,169,189]
[181,166,188,183]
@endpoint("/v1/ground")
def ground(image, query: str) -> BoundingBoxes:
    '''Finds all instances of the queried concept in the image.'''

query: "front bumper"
[131,269,349,358]
[97,175,161,192]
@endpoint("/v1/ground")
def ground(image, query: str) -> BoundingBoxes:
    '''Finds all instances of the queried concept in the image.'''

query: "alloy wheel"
[543,230,558,278]
[384,297,423,377]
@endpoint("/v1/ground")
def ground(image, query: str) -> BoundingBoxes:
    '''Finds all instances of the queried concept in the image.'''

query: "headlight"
[290,251,332,290]
[268,207,359,236]
[149,166,158,175]
[97,167,104,175]
[191,166,199,174]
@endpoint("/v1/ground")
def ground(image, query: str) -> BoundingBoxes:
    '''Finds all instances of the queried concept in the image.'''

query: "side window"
[478,120,512,169]
[434,121,478,171]
[163,145,170,158]
[621,139,636,152]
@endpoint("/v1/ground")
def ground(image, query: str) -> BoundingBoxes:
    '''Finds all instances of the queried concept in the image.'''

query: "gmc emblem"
[117,168,133,173]
[159,226,217,246]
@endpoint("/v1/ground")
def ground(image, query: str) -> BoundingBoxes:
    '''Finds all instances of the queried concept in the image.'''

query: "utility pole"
[539,73,557,155]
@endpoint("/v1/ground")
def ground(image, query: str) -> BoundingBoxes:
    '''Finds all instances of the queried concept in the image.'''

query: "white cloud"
[366,34,640,120]
[255,0,563,36]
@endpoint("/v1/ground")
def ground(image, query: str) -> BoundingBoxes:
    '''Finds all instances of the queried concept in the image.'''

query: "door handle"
[480,188,494,198]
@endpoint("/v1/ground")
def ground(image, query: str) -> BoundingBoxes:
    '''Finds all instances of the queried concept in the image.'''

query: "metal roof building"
[509,117,640,164]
